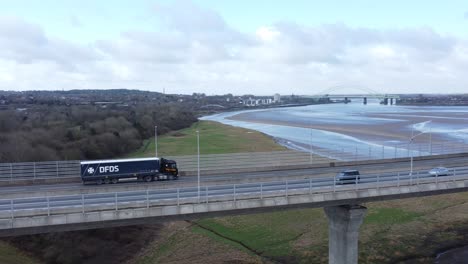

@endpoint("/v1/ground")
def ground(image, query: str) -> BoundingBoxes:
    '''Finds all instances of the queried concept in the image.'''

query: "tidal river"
[202,100,468,160]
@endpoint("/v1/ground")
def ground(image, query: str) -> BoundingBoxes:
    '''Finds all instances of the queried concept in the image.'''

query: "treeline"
[0,103,197,162]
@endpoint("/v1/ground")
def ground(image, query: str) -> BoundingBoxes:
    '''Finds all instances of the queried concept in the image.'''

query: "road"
[0,155,467,198]
[1,162,467,214]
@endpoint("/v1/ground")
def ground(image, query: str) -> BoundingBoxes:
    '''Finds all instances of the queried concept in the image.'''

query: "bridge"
[301,94,400,105]
[0,141,467,264]
[301,86,401,105]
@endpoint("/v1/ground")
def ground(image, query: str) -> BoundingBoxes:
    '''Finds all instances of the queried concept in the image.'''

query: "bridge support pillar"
[344,97,349,104]
[363,97,367,105]
[324,204,367,264]
[390,98,393,105]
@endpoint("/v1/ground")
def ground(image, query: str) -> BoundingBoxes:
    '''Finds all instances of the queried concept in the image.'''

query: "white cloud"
[256,26,281,42]
[0,3,468,94]
[0,16,98,69]
[370,45,397,59]
[70,15,83,28]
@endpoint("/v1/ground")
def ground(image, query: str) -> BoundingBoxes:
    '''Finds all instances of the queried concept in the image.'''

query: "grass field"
[129,121,468,264]
[128,120,287,157]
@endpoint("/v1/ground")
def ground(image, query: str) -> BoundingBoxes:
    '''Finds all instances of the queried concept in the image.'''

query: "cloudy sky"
[1,0,468,95]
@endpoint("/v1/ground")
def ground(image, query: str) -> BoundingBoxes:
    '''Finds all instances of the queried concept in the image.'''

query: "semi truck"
[80,157,178,184]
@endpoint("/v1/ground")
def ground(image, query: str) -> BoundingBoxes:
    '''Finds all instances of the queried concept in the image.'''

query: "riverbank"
[128,120,287,157]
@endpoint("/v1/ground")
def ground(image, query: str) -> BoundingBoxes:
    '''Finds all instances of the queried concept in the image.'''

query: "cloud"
[70,15,83,28]
[154,0,227,33]
[0,16,97,68]
[1,3,468,94]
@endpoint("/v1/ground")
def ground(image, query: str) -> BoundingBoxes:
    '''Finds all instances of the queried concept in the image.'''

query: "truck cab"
[160,158,178,178]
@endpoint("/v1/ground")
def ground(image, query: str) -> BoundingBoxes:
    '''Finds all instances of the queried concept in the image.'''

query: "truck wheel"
[111,178,118,184]
[95,179,103,185]
[143,175,153,182]
[104,178,110,184]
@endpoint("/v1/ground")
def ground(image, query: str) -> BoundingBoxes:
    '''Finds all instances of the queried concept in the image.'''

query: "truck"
[80,157,178,184]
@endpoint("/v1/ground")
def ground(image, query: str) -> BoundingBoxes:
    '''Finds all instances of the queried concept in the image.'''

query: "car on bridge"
[336,170,360,184]
[428,167,449,176]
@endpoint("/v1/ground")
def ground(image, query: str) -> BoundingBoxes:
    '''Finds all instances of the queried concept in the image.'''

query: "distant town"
[1,90,468,114]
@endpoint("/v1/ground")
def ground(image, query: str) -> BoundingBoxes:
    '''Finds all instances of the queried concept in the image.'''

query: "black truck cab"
[160,158,178,177]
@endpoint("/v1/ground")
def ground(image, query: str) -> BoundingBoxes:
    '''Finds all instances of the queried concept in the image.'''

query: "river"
[202,100,468,160]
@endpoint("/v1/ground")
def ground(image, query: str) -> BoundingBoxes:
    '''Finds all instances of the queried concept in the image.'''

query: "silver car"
[428,167,449,176]
[336,170,360,184]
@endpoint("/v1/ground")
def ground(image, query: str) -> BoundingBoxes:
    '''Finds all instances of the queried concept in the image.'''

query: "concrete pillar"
[344,97,349,104]
[324,205,367,264]
[390,98,393,105]
[363,97,367,105]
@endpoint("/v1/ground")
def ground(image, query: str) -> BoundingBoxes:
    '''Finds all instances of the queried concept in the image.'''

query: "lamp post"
[154,126,158,157]
[196,130,200,201]
[309,127,313,164]
[429,125,432,155]
[409,121,432,175]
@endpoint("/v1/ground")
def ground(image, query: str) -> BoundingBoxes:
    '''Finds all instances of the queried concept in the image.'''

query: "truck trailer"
[80,157,178,184]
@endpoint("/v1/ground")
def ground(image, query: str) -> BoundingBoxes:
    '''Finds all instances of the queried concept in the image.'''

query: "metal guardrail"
[0,161,80,182]
[168,142,468,171]
[0,167,467,221]
[0,141,467,183]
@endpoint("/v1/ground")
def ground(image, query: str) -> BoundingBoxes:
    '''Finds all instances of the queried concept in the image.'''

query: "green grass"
[191,225,250,254]
[196,209,327,258]
[364,208,422,225]
[128,120,286,157]
[137,232,179,264]
[0,241,39,264]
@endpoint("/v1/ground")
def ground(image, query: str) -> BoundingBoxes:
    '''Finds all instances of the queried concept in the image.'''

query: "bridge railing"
[0,141,467,183]
[0,161,80,183]
[0,166,467,221]
[167,141,468,171]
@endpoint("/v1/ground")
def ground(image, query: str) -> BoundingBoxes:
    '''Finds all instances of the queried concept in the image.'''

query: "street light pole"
[429,125,432,155]
[410,126,414,175]
[309,126,313,164]
[155,126,158,157]
[409,120,432,176]
[196,130,200,201]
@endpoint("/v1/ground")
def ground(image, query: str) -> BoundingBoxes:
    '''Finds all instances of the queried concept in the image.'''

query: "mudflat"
[229,108,468,145]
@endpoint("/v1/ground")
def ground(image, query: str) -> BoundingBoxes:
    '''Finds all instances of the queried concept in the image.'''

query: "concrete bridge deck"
[0,167,467,237]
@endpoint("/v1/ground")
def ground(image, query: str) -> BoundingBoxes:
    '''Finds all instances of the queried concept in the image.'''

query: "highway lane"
[1,166,467,213]
[0,155,467,198]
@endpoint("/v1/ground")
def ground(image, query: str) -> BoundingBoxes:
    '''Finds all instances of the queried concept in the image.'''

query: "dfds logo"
[99,165,119,173]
